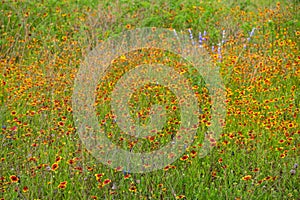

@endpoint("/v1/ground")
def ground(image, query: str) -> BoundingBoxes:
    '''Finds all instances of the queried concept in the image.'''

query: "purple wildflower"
[188,29,195,46]
[218,43,222,61]
[290,169,296,175]
[199,32,203,47]
[222,30,226,44]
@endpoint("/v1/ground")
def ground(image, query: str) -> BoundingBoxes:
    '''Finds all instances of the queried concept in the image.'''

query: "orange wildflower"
[58,181,67,189]
[180,154,189,161]
[22,186,29,192]
[10,175,19,183]
[242,175,252,181]
[51,163,59,171]
[103,179,111,186]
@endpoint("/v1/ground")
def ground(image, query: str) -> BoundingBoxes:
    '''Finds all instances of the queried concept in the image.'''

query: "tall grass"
[1,0,299,199]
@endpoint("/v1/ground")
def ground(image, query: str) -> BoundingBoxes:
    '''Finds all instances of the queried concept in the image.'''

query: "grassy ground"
[1,0,299,199]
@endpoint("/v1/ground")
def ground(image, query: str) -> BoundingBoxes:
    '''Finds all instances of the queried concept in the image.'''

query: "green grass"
[1,0,299,199]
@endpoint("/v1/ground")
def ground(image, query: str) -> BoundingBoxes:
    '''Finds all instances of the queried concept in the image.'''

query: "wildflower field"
[1,0,299,199]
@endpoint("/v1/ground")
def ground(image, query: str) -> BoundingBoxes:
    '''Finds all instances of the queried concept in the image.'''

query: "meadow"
[0,0,299,199]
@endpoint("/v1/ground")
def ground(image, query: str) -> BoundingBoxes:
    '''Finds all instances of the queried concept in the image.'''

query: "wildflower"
[264,176,272,181]
[164,165,170,171]
[67,107,72,112]
[55,156,62,162]
[290,169,296,175]
[288,122,295,128]
[247,28,256,42]
[280,153,286,158]
[253,168,260,172]
[222,165,228,169]
[97,183,104,188]
[51,163,59,171]
[67,159,75,165]
[180,154,189,161]
[222,30,226,44]
[61,36,67,41]
[278,139,285,144]
[45,165,51,171]
[222,140,230,145]
[151,27,156,32]
[257,179,264,185]
[120,55,126,61]
[125,24,131,29]
[22,186,29,192]
[58,181,67,189]
[190,150,197,158]
[129,185,137,192]
[199,32,203,47]
[211,171,217,177]
[57,121,64,127]
[249,28,256,37]
[103,179,111,186]
[28,157,37,162]
[242,175,252,181]
[124,173,131,179]
[203,30,207,40]
[95,173,104,181]
[176,195,186,199]
[217,43,222,61]
[293,163,298,169]
[10,175,19,183]
[188,29,195,46]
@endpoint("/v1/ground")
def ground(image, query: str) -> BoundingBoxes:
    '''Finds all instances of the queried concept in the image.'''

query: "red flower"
[58,181,67,189]
[10,175,19,183]
[55,156,62,162]
[242,175,252,181]
[58,183,67,189]
[95,173,104,181]
[124,174,131,179]
[253,168,260,172]
[103,179,111,186]
[180,154,189,161]
[190,150,197,158]
[67,159,75,165]
[176,195,186,199]
[23,186,29,192]
[164,165,170,171]
[129,185,137,192]
[51,163,59,171]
